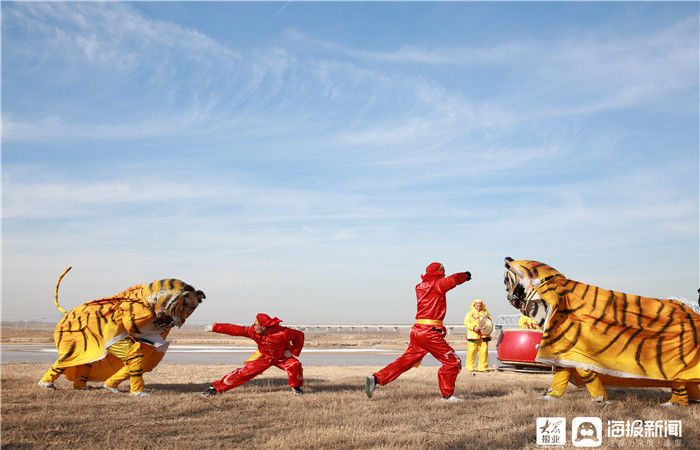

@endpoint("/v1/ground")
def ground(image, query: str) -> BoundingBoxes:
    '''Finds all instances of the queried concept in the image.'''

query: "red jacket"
[212,323,305,360]
[415,272,469,321]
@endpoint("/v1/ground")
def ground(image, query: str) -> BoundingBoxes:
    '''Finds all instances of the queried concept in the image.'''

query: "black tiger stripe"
[95,313,103,336]
[531,262,546,273]
[58,342,77,362]
[552,323,581,355]
[620,293,628,325]
[672,388,687,394]
[591,286,599,310]
[130,313,141,335]
[555,281,579,298]
[679,320,687,366]
[125,354,144,363]
[540,285,558,296]
[595,325,632,356]
[635,296,642,328]
[579,370,596,382]
[79,329,88,352]
[523,266,533,279]
[580,283,590,301]
[656,337,667,379]
[56,330,64,349]
[592,291,614,329]
[544,321,574,347]
[674,301,693,314]
[555,304,585,315]
[646,303,665,329]
[617,328,644,356]
[85,326,101,349]
[652,310,675,338]
[634,339,648,377]
[685,312,698,346]
[582,374,599,385]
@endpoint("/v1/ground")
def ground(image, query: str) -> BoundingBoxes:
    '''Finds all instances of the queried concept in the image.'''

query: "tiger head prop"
[504,257,563,328]
[142,279,205,328]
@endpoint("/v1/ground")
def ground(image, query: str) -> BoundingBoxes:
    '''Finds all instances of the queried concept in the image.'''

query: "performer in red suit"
[201,313,305,396]
[366,262,471,402]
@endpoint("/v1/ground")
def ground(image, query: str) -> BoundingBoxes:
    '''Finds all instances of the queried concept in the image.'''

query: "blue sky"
[2,2,698,325]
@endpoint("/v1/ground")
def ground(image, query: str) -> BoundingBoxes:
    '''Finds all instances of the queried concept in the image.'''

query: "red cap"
[255,313,282,327]
[425,262,445,274]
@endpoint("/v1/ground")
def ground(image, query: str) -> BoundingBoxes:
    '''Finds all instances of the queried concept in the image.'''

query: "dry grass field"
[2,363,698,449]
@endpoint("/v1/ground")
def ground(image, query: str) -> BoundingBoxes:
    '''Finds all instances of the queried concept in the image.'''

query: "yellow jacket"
[464,299,491,340]
[518,315,541,330]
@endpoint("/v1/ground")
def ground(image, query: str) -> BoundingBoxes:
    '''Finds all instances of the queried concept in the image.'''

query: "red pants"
[212,356,303,393]
[373,325,461,397]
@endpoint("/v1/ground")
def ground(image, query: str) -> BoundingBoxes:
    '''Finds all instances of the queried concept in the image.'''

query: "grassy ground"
[2,363,698,449]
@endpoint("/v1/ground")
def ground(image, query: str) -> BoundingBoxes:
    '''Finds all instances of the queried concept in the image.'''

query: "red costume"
[373,263,470,398]
[210,314,304,393]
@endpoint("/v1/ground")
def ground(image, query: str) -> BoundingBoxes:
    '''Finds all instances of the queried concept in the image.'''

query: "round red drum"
[497,329,544,365]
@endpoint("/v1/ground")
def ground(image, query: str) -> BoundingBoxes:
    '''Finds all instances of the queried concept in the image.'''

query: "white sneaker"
[661,401,681,407]
[38,381,57,390]
[103,383,122,394]
[592,396,611,405]
[365,376,377,398]
[537,394,559,401]
[130,391,150,397]
[442,395,463,403]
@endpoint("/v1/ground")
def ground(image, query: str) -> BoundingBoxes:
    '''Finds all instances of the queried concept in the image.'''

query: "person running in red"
[366,262,471,402]
[201,313,305,396]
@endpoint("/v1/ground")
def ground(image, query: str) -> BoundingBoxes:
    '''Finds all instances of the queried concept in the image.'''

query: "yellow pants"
[466,339,488,371]
[545,367,608,401]
[668,381,700,406]
[40,365,65,385]
[104,339,145,393]
[40,360,93,389]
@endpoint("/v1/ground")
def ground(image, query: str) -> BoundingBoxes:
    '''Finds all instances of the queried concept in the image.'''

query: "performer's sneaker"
[292,387,304,395]
[537,394,559,401]
[201,385,218,397]
[130,391,150,397]
[37,381,57,390]
[102,383,122,394]
[365,376,378,398]
[442,395,463,403]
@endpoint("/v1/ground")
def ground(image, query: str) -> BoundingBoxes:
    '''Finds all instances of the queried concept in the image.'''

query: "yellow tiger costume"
[39,267,205,395]
[504,258,700,405]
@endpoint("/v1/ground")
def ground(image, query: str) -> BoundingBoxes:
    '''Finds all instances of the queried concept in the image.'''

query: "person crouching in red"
[366,263,471,402]
[201,313,305,396]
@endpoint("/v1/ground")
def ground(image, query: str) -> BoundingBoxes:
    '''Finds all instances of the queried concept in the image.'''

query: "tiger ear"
[505,257,514,267]
[196,290,205,302]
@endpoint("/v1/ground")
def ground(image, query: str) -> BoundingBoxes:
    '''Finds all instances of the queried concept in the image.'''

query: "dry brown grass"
[2,363,698,449]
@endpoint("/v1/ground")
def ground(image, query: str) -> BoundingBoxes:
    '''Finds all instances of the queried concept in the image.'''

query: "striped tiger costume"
[504,258,700,405]
[39,268,205,395]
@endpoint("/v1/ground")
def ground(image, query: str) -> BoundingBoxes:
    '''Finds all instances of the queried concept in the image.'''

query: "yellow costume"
[464,299,491,371]
[504,258,700,405]
[518,315,541,330]
[40,270,205,395]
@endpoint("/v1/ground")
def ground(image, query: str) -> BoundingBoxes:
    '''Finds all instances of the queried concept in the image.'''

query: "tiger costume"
[38,267,205,396]
[504,258,700,405]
